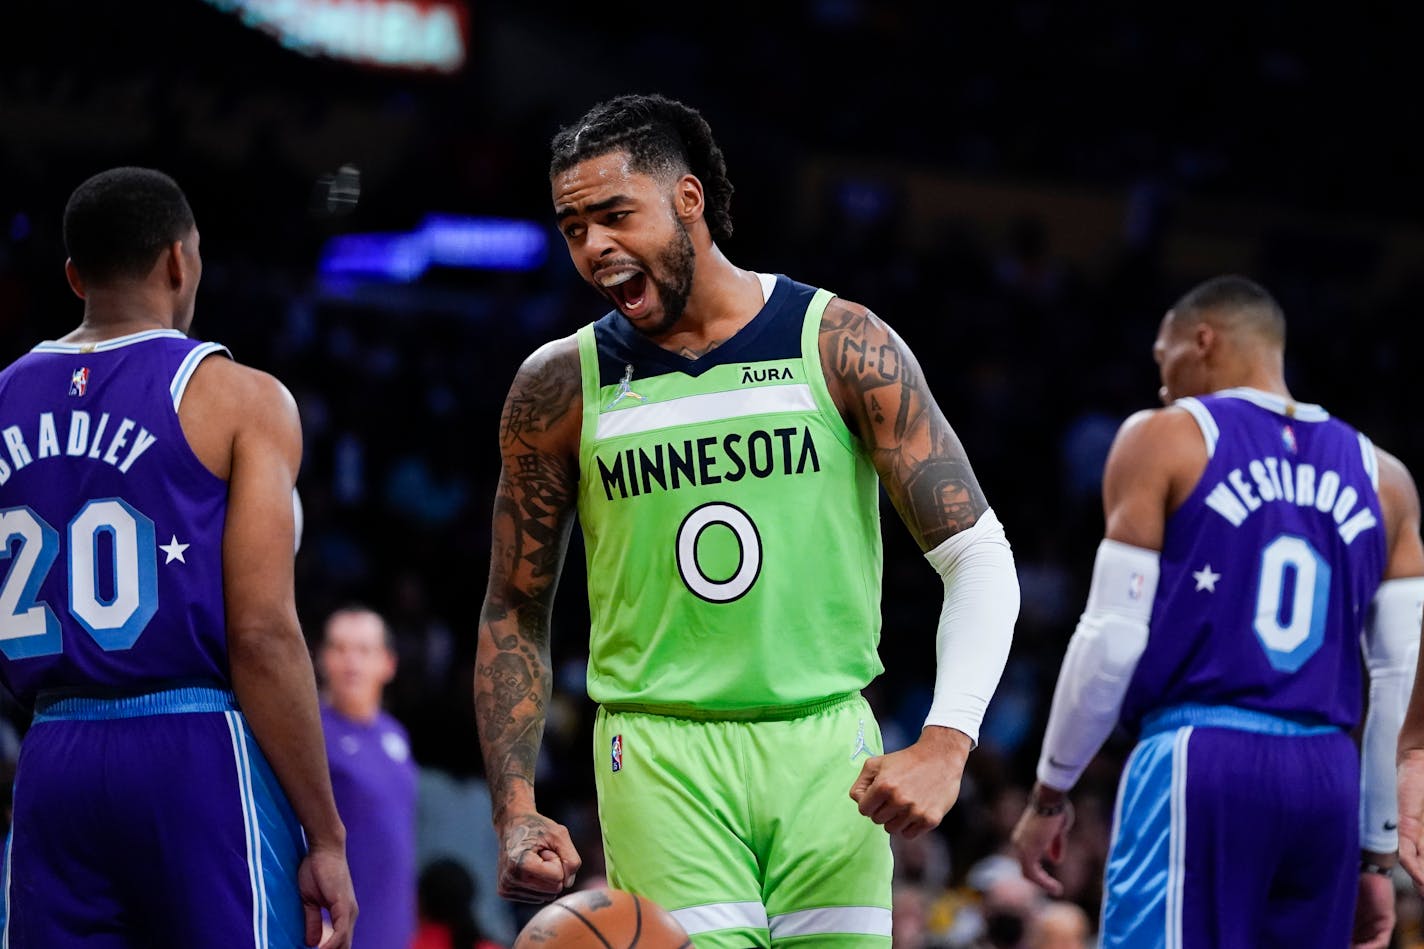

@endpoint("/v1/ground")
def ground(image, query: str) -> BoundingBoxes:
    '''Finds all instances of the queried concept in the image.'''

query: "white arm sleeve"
[922,508,1020,745]
[1036,539,1158,791]
[1361,577,1424,853]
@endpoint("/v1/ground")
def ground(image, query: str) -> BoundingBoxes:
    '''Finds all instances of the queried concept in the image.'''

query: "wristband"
[1360,860,1394,877]
[1031,789,1069,817]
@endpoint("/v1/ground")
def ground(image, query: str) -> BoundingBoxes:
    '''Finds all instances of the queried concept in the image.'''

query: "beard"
[631,217,696,337]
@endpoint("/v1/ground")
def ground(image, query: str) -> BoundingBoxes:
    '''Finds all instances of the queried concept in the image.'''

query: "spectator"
[1025,901,1090,949]
[416,769,517,945]
[411,859,506,949]
[320,606,419,949]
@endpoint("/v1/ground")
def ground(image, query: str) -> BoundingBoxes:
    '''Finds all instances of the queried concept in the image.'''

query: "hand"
[1009,786,1074,898]
[1352,869,1395,949]
[298,842,357,949]
[1399,750,1424,893]
[848,726,970,839]
[497,811,582,903]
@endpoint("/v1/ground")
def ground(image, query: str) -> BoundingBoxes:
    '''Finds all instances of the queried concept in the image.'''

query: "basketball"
[513,887,691,948]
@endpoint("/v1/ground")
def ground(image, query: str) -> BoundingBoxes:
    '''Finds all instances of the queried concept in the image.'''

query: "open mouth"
[599,269,649,315]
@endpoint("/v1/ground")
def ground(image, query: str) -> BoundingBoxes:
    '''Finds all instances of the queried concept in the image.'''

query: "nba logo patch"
[69,367,90,396]
[611,734,623,772]
[1281,425,1297,454]
[1127,571,1145,600]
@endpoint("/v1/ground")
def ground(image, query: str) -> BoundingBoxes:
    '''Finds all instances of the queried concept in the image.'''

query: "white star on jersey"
[1193,564,1221,593]
[160,535,189,564]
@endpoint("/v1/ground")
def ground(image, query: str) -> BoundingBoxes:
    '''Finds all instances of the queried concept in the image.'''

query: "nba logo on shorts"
[69,367,90,396]
[611,735,623,772]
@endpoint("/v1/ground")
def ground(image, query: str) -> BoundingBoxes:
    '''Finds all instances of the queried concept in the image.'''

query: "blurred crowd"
[2,1,1423,946]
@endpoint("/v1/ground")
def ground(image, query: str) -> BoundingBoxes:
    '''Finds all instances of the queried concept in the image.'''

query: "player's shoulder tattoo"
[819,297,987,548]
[489,336,581,609]
[499,336,582,453]
[818,295,936,440]
[819,298,906,390]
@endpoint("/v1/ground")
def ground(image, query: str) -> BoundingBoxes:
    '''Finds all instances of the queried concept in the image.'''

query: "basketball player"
[0,168,356,947]
[1010,276,1424,948]
[473,94,1021,948]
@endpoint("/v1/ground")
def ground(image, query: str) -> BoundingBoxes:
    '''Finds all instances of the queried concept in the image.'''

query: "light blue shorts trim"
[1140,703,1339,739]
[32,686,236,722]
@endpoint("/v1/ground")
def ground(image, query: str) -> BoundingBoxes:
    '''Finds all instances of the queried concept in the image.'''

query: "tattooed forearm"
[477,339,581,818]
[481,651,538,741]
[820,300,988,550]
[497,718,542,789]
[476,593,555,817]
[476,689,546,819]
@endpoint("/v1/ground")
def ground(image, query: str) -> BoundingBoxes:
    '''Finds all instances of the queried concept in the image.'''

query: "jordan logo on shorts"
[611,734,623,772]
[850,719,870,761]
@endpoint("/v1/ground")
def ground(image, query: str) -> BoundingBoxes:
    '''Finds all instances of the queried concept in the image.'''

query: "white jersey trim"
[1173,397,1218,458]
[1217,386,1329,422]
[595,383,816,440]
[670,900,769,935]
[31,328,187,354]
[1166,726,1193,949]
[755,271,777,304]
[769,906,893,938]
[170,342,232,411]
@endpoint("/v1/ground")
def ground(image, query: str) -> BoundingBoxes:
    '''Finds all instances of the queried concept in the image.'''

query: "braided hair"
[550,94,734,243]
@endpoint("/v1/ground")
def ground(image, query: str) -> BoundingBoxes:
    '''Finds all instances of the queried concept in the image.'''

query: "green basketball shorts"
[592,693,893,948]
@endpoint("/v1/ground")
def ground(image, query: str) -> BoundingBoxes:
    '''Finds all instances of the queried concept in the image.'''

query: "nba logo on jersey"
[1281,424,1298,454]
[611,734,623,772]
[68,367,90,396]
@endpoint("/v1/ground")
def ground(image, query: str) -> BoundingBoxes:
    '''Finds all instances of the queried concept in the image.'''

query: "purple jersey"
[0,329,231,706]
[322,705,418,949]
[1121,387,1386,732]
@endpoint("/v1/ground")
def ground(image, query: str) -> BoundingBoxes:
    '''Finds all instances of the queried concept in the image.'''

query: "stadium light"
[201,0,468,74]
[318,215,549,282]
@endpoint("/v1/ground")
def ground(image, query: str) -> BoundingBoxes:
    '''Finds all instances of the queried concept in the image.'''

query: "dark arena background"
[2,1,1423,945]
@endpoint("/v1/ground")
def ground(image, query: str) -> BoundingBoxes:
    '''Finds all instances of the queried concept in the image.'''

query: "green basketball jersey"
[575,275,884,714]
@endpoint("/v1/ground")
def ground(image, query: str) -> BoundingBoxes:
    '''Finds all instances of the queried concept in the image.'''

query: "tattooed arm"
[475,335,583,903]
[818,299,987,550]
[821,299,1018,840]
